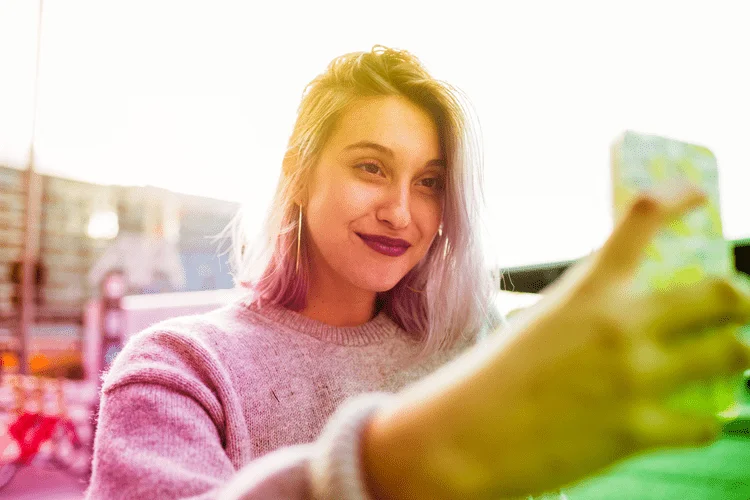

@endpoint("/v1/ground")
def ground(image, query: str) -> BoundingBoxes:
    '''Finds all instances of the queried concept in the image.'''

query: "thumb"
[598,181,707,280]
[626,401,721,452]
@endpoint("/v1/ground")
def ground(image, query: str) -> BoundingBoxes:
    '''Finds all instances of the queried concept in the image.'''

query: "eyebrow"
[342,140,445,168]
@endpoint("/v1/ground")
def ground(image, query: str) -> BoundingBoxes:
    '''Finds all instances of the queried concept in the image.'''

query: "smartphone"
[610,130,743,419]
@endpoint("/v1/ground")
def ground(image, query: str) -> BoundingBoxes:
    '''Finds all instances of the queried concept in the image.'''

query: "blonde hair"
[227,45,497,360]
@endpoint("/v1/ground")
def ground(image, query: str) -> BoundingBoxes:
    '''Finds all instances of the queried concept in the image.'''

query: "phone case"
[610,130,743,419]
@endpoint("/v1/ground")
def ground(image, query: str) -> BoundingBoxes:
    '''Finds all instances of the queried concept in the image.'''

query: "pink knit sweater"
[84,295,505,499]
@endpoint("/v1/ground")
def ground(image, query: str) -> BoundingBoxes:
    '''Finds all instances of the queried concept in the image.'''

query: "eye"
[356,162,384,176]
[419,176,445,191]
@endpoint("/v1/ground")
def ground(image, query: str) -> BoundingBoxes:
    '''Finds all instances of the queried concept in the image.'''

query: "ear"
[292,189,308,207]
[292,170,314,208]
[287,149,320,207]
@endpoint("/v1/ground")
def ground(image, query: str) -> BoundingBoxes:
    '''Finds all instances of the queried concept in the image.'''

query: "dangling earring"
[438,222,443,237]
[295,205,303,274]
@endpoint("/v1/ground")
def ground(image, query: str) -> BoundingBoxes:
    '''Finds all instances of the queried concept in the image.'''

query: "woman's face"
[304,95,445,295]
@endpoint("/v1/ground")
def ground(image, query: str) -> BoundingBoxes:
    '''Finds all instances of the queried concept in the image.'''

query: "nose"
[376,182,411,230]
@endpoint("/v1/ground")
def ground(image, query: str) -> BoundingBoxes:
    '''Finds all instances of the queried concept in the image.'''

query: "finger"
[596,182,707,280]
[641,276,750,345]
[625,401,721,452]
[635,325,750,399]
[665,325,750,385]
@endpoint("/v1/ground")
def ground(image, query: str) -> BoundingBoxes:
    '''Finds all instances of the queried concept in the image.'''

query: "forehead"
[326,96,442,158]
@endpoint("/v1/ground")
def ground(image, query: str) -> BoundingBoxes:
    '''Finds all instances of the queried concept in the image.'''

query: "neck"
[300,263,378,327]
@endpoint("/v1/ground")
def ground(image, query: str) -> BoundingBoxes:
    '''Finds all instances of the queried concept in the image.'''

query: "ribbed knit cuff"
[310,392,396,500]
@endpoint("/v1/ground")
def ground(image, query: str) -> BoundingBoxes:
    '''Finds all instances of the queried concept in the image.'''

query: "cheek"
[314,182,378,221]
[339,181,382,214]
[416,198,443,235]
[307,181,379,239]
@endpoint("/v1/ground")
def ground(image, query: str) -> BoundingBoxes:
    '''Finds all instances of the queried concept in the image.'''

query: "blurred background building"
[0,164,238,378]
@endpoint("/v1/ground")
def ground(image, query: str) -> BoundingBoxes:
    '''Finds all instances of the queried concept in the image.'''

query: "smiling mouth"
[356,233,410,257]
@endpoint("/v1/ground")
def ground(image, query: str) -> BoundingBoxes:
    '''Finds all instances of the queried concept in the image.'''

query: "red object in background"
[57,419,81,448]
[3,412,78,465]
[8,412,42,445]
[17,414,62,464]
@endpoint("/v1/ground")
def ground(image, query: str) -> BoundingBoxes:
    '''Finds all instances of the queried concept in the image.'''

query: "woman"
[85,46,750,500]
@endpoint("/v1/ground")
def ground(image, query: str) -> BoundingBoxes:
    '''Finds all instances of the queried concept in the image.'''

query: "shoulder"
[101,304,255,396]
[474,299,509,343]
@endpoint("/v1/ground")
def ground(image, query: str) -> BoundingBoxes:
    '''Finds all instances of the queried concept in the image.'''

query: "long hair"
[225,45,497,360]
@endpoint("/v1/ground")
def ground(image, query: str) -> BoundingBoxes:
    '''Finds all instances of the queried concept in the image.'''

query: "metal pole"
[19,0,45,376]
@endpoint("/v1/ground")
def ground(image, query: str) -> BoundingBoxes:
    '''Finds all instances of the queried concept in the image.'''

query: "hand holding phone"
[611,130,745,418]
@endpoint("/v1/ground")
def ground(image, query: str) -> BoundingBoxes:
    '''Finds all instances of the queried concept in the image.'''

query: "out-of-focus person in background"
[85,46,750,500]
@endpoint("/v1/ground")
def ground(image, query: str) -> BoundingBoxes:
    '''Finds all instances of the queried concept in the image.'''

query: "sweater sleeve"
[85,375,396,500]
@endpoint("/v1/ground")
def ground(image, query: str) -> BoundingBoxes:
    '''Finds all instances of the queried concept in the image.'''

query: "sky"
[1,0,748,268]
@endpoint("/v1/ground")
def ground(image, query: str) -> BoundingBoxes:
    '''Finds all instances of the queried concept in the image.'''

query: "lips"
[357,233,411,247]
[356,233,411,257]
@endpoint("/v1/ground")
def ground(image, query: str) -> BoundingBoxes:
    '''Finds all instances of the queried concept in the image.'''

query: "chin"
[355,272,406,294]
[373,282,400,293]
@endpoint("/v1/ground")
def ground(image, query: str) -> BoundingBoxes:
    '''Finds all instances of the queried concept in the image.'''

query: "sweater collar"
[236,296,405,346]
